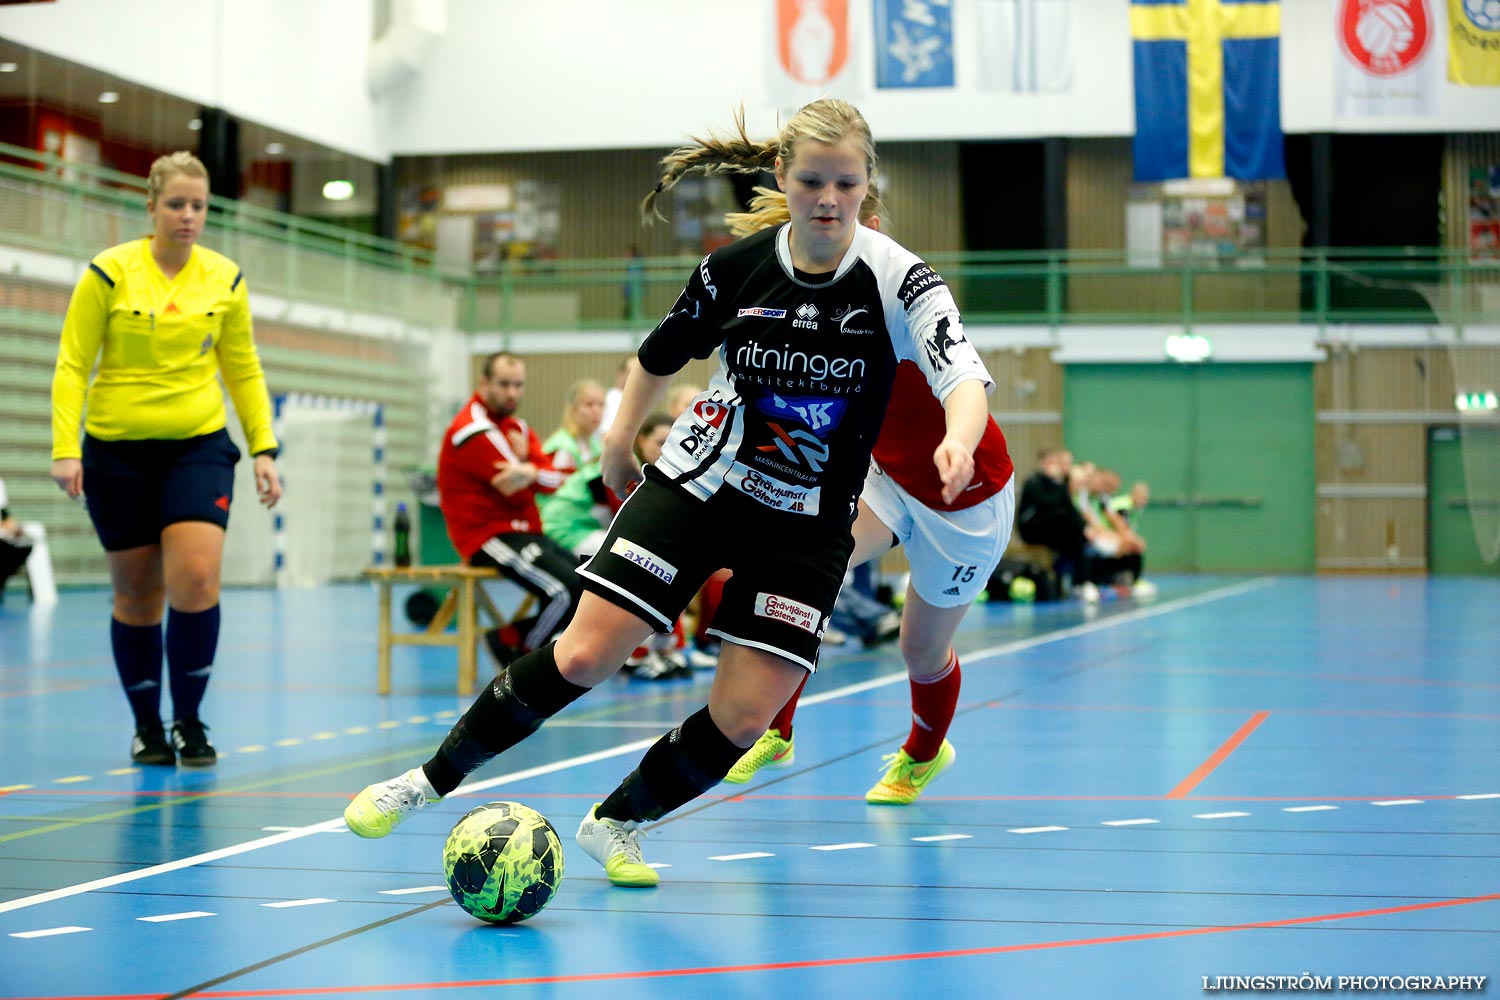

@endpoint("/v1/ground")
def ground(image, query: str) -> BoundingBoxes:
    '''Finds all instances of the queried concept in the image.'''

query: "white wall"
[4,0,1495,161]
[377,0,1135,154]
[0,0,385,161]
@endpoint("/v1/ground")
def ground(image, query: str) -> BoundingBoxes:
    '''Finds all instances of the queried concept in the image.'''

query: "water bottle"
[393,502,412,567]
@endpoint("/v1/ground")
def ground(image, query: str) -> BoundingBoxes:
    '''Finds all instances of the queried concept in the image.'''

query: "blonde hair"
[642,99,877,223]
[147,151,209,202]
[725,184,887,239]
[561,378,605,435]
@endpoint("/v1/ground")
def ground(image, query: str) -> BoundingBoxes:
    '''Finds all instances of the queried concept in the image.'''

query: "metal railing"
[0,142,1494,334]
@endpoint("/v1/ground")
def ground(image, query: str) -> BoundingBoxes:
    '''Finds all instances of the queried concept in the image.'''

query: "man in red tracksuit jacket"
[438,352,584,666]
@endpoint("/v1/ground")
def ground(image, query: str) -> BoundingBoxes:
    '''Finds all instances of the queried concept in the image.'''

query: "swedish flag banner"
[1448,0,1500,86]
[1131,0,1285,182]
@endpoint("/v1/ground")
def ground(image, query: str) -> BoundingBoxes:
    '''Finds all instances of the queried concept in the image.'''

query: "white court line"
[138,911,215,923]
[911,834,971,842]
[812,842,876,851]
[0,739,658,915]
[1194,812,1251,819]
[1372,799,1423,807]
[9,926,91,938]
[1009,826,1068,834]
[379,886,448,896]
[1457,793,1500,800]
[261,898,336,909]
[711,852,774,861]
[795,578,1278,710]
[1102,818,1160,826]
[0,578,1274,916]
[1284,805,1338,812]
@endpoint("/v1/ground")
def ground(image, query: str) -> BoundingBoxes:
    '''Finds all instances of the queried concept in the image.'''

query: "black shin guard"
[423,642,588,795]
[599,708,744,823]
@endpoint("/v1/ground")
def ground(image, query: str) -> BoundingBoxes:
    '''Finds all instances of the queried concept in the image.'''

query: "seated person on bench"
[0,477,33,605]
[438,352,584,668]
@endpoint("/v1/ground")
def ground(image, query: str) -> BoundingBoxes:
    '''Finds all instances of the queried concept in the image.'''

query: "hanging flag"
[1131,0,1285,182]
[976,0,1075,93]
[1336,0,1439,117]
[1448,0,1500,86]
[873,0,955,88]
[768,0,860,110]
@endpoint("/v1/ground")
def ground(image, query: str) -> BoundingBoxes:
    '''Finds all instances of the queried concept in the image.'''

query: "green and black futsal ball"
[443,801,564,923]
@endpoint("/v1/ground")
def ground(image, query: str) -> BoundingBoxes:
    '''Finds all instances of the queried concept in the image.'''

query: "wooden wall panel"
[1314,346,1463,571]
[1064,138,1301,319]
[1316,498,1427,571]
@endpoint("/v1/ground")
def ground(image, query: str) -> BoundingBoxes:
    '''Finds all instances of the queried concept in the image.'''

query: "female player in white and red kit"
[724,190,1015,803]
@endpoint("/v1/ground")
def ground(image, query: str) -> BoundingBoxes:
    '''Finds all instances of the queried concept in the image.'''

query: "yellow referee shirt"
[51,238,278,460]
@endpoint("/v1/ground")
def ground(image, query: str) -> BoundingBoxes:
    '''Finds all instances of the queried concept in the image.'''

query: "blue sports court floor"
[1,575,1497,999]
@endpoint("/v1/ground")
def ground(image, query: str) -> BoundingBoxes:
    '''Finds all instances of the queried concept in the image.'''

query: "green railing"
[0,141,452,326]
[0,141,1493,334]
[455,245,1497,334]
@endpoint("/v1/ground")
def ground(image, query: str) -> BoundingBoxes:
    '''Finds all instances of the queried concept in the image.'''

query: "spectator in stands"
[50,151,281,767]
[537,378,605,523]
[1016,448,1096,600]
[0,477,33,606]
[438,351,584,668]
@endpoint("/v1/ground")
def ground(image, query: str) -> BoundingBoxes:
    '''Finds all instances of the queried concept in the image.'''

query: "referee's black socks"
[598,707,743,823]
[422,641,588,796]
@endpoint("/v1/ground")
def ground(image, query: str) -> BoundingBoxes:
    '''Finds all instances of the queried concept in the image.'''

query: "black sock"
[423,641,588,795]
[598,707,744,823]
[111,618,164,729]
[166,605,219,722]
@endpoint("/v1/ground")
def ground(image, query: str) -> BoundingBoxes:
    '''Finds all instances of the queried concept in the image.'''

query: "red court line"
[1167,710,1269,799]
[12,892,1498,1000]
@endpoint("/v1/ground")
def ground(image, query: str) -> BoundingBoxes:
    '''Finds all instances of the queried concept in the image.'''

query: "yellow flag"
[1449,0,1500,85]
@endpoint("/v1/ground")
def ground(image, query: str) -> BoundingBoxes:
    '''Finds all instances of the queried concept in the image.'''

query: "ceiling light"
[98,91,120,104]
[1165,333,1212,363]
[187,118,202,131]
[322,179,355,201]
[265,142,285,155]
[0,63,18,73]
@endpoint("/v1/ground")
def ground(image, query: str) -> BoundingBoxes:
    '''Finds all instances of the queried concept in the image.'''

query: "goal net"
[222,394,386,587]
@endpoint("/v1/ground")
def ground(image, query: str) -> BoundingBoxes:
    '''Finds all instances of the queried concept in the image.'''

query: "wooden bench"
[364,564,507,696]
[1006,540,1057,571]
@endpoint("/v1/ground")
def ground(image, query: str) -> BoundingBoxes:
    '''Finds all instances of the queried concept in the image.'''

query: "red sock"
[904,651,960,762]
[696,573,726,642]
[770,674,808,740]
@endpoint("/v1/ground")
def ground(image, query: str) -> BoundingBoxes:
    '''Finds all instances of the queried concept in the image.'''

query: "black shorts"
[82,429,241,551]
[577,469,854,672]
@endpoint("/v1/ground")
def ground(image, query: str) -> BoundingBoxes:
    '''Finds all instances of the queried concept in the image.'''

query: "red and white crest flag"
[767,0,862,111]
[1335,0,1440,117]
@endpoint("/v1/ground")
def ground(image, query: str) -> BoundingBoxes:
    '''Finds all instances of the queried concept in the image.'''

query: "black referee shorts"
[81,429,241,551]
[577,469,854,672]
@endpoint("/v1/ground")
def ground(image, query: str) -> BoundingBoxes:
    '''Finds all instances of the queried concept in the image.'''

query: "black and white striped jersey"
[640,222,992,526]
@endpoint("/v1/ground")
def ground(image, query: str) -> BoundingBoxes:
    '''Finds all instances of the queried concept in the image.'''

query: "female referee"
[51,151,281,768]
[345,99,993,887]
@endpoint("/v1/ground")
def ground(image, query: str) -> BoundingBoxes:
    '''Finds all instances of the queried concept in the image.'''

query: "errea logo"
[793,303,819,329]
